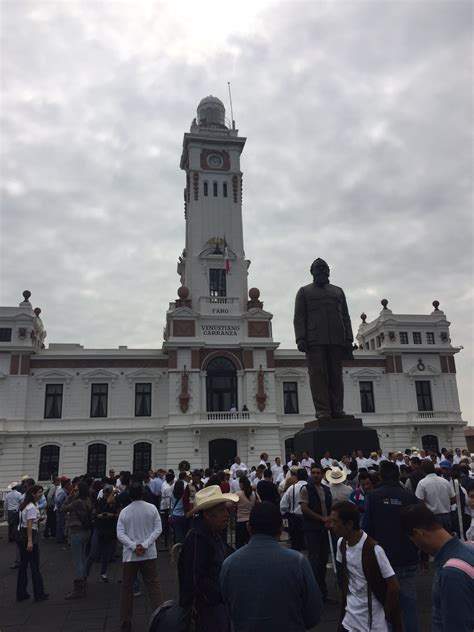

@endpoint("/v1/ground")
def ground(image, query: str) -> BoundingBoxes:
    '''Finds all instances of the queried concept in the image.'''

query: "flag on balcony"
[224,236,230,274]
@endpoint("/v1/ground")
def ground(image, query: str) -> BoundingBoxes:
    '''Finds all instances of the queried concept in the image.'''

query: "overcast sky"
[1,1,472,424]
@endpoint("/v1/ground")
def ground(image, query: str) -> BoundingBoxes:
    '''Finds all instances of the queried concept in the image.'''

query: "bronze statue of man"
[294,258,353,420]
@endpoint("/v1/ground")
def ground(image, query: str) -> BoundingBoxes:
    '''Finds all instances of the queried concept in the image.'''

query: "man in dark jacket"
[362,461,420,632]
[299,465,333,602]
[294,258,353,419]
[256,469,280,505]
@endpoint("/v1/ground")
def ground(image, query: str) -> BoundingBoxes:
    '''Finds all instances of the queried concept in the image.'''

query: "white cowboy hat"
[8,482,19,490]
[187,485,238,516]
[325,467,347,485]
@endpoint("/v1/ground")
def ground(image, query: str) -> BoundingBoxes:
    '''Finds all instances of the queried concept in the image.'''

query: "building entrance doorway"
[421,434,440,454]
[206,357,237,412]
[209,438,237,470]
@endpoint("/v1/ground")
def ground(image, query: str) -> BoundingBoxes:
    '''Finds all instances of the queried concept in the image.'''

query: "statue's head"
[310,258,330,286]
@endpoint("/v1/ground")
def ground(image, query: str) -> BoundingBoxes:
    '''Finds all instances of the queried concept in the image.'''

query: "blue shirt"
[220,534,322,632]
[149,477,163,496]
[432,537,474,632]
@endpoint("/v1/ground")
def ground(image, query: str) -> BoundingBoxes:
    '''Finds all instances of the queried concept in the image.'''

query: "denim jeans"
[394,564,419,632]
[172,515,187,544]
[56,511,66,542]
[70,529,91,578]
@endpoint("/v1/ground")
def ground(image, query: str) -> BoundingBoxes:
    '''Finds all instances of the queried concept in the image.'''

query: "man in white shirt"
[6,483,22,542]
[331,501,401,632]
[415,460,455,531]
[287,453,300,468]
[271,457,283,483]
[355,450,369,470]
[394,452,405,469]
[117,479,162,632]
[338,455,352,476]
[320,451,333,470]
[280,469,308,550]
[453,448,462,465]
[230,456,247,478]
[301,451,315,474]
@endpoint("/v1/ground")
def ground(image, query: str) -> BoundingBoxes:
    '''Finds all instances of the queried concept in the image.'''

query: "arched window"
[213,182,218,197]
[133,442,152,473]
[204,181,208,196]
[87,443,107,478]
[38,445,60,481]
[209,438,237,470]
[206,357,237,412]
[223,182,228,197]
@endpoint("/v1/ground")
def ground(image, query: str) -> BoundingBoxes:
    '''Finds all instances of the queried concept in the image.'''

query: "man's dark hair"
[410,456,421,466]
[24,478,35,489]
[379,460,400,482]
[248,501,283,537]
[332,501,360,530]
[121,471,132,486]
[129,481,144,501]
[165,472,174,484]
[400,504,443,535]
[422,460,435,475]
[263,469,272,479]
[257,464,266,472]
[296,468,308,481]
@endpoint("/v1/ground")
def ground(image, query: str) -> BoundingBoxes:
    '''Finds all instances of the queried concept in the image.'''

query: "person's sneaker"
[133,590,142,597]
[100,574,109,583]
[34,593,50,602]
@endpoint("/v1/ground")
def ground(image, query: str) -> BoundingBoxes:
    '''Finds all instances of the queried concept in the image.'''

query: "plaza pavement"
[0,524,434,632]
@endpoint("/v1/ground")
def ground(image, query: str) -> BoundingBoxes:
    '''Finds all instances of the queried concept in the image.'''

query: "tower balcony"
[201,411,250,422]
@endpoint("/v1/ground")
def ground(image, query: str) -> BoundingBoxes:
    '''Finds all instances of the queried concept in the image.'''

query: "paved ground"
[0,523,434,631]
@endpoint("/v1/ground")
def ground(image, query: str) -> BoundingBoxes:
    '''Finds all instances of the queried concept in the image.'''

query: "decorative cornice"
[81,368,119,388]
[35,369,74,388]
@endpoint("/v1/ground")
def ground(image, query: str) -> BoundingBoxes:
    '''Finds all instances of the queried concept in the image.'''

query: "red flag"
[224,242,230,274]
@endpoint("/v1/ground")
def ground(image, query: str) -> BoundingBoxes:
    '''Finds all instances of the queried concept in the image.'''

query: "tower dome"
[197,95,226,128]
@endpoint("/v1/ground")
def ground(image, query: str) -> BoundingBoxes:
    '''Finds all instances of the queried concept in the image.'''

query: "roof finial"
[381,299,389,310]
[360,312,367,323]
[432,300,440,311]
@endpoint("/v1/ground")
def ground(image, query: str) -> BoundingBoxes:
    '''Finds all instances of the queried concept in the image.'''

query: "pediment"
[125,368,161,386]
[275,368,306,383]
[35,369,74,388]
[81,368,119,387]
[350,368,382,384]
[242,308,274,319]
[406,363,440,377]
[171,306,198,318]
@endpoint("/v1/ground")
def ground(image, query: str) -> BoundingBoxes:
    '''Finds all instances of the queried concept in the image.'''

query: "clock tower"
[178,95,248,310]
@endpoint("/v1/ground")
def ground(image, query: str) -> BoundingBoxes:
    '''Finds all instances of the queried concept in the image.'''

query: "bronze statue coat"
[294,282,353,348]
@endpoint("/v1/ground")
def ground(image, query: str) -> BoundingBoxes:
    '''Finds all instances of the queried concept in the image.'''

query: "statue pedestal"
[294,416,380,462]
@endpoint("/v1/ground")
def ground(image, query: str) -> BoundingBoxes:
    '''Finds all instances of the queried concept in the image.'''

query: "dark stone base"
[294,417,380,462]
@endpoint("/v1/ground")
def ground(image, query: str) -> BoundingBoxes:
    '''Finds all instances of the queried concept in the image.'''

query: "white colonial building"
[0,96,467,487]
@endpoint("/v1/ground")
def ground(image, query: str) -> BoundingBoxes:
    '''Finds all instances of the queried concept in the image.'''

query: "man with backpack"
[331,500,402,632]
[280,468,308,550]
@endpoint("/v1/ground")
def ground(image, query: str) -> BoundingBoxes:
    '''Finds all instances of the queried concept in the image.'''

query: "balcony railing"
[414,411,454,420]
[201,412,251,421]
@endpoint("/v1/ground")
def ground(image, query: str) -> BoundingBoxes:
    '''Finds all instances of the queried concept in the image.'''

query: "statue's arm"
[294,287,307,345]
[341,290,353,342]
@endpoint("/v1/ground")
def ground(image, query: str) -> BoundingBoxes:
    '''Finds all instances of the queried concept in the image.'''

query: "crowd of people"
[4,444,474,632]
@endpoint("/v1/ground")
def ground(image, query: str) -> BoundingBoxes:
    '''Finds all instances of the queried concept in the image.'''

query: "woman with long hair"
[235,476,258,549]
[63,480,93,599]
[16,485,49,602]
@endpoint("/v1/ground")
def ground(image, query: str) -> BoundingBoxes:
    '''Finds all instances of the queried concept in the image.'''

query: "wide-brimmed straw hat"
[326,467,347,485]
[186,485,238,517]
[8,482,19,490]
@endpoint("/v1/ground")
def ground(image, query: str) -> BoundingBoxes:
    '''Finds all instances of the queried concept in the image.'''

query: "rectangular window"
[203,181,208,196]
[135,383,152,416]
[370,339,375,350]
[376,336,381,348]
[0,328,12,341]
[213,182,218,197]
[399,332,408,344]
[283,382,299,414]
[426,332,435,344]
[416,381,433,411]
[91,383,108,417]
[223,182,228,197]
[44,384,63,419]
[209,268,226,297]
[359,381,375,413]
[413,332,422,344]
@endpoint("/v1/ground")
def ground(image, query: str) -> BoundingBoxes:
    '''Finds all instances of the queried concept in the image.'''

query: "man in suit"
[294,258,353,420]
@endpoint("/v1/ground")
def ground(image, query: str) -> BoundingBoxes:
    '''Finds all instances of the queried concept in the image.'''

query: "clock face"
[207,153,224,168]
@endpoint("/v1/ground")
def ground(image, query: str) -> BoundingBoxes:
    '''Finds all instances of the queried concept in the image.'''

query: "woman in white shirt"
[235,477,258,549]
[16,485,49,602]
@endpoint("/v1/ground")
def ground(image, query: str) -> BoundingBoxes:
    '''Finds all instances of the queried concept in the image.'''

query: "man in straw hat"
[6,482,21,542]
[325,467,352,503]
[178,485,238,632]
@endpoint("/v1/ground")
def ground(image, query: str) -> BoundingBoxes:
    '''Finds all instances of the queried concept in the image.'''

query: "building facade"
[0,96,468,487]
